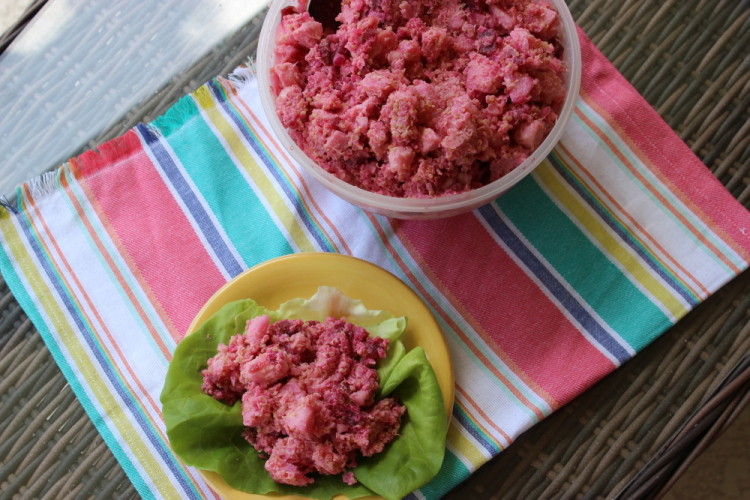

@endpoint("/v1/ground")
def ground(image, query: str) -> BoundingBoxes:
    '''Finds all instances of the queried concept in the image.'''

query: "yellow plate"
[185,252,454,500]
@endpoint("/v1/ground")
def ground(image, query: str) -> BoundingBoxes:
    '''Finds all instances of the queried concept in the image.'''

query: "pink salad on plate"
[202,315,405,487]
[161,286,448,500]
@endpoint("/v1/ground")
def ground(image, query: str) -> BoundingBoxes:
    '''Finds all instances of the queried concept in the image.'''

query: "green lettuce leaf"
[160,287,447,500]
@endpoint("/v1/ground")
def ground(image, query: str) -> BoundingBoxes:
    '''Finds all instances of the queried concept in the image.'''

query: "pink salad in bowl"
[257,0,581,218]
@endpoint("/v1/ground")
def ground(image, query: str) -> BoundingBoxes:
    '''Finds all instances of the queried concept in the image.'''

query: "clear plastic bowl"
[257,0,581,219]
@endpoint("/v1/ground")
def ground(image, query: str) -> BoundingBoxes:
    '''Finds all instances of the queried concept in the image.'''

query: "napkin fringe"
[149,89,213,139]
[27,170,62,201]
[140,105,180,141]
[149,63,257,138]
[76,132,144,171]
[0,169,65,214]
[0,130,146,216]
[0,196,17,214]
[226,63,256,90]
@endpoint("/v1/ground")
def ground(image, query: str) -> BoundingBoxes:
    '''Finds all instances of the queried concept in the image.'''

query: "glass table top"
[0,0,271,196]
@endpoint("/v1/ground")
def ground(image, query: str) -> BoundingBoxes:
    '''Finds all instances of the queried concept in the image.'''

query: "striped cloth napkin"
[1,30,749,499]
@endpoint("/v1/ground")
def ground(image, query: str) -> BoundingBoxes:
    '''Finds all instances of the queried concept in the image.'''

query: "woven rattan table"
[1,1,749,498]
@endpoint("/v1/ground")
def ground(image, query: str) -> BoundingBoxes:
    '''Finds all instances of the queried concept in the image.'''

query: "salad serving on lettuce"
[160,287,448,500]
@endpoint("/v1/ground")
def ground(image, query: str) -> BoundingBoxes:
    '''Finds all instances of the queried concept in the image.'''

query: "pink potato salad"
[161,287,447,500]
[202,315,405,487]
[271,0,567,197]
